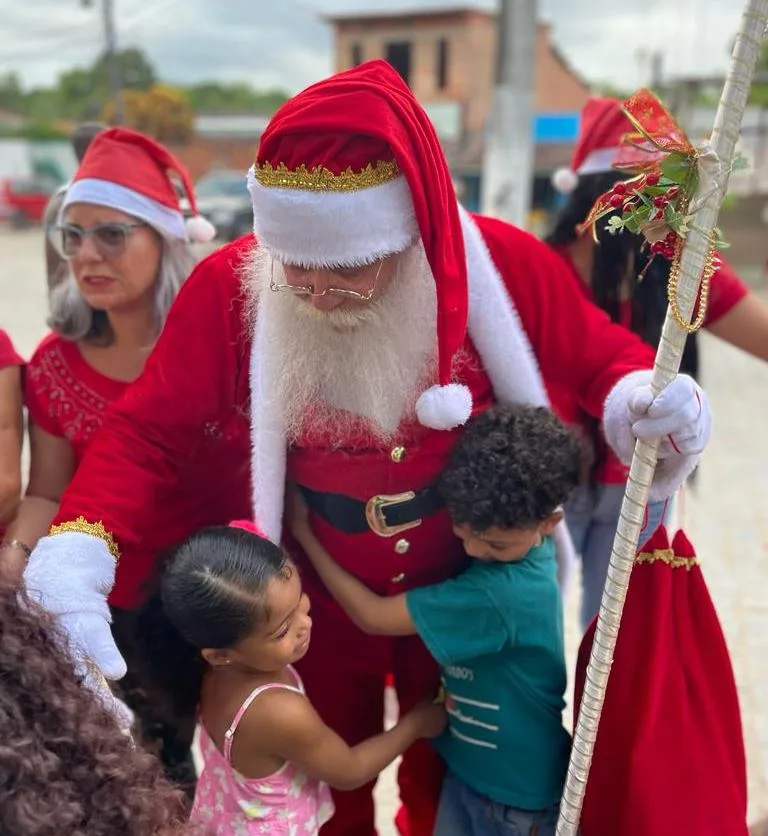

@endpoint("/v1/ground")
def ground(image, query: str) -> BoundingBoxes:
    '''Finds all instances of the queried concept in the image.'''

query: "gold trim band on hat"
[49,516,120,563]
[253,160,400,193]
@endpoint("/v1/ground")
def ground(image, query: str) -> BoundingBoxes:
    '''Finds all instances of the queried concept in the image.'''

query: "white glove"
[24,531,127,680]
[627,374,711,457]
[603,370,712,500]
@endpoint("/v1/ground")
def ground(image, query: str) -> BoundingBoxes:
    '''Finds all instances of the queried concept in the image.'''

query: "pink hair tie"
[228,520,267,538]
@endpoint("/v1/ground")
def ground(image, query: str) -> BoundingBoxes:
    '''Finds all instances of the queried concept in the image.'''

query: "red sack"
[573,525,748,836]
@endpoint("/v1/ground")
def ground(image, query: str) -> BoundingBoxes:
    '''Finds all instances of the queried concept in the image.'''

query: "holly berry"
[612,182,627,195]
[666,186,679,199]
[653,195,667,208]
[609,194,624,208]
[646,171,661,186]
[651,241,666,255]
[663,244,676,259]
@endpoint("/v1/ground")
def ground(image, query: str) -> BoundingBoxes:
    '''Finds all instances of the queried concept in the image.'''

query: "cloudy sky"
[0,0,746,95]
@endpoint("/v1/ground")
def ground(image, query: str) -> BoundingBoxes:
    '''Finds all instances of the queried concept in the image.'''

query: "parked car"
[194,169,252,241]
[0,176,59,228]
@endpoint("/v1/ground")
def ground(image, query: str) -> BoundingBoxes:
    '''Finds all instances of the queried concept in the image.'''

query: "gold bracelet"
[0,539,32,558]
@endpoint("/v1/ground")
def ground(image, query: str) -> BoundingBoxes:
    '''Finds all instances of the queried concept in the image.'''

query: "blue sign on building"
[533,113,580,144]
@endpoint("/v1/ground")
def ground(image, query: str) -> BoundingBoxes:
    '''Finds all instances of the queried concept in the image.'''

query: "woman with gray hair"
[0,127,215,794]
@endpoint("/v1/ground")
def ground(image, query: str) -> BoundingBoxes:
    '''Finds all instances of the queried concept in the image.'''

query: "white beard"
[243,243,439,448]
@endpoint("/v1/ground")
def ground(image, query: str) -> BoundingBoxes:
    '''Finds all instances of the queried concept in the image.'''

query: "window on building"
[350,42,363,67]
[385,41,412,86]
[436,37,449,90]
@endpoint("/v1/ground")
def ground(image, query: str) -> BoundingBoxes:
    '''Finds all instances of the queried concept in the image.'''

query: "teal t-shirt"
[405,537,571,810]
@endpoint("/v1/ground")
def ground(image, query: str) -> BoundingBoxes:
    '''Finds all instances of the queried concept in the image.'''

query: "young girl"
[137,520,446,834]
[0,580,187,835]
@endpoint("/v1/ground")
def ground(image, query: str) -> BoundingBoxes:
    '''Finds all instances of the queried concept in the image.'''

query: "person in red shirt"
[547,96,768,629]
[22,63,712,836]
[0,330,24,554]
[2,128,215,790]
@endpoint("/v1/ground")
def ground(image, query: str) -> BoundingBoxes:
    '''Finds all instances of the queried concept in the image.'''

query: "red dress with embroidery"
[25,334,128,466]
[0,329,24,541]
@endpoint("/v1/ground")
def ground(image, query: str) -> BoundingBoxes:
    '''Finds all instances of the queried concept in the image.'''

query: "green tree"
[57,47,158,120]
[182,82,288,114]
[102,83,194,143]
[0,72,24,113]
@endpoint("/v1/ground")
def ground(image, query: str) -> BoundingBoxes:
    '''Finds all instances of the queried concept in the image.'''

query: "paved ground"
[2,226,766,831]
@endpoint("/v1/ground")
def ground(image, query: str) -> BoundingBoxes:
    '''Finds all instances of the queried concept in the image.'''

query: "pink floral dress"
[190,666,335,834]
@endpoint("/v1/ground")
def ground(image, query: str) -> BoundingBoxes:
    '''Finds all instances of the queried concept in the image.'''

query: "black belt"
[298,484,444,537]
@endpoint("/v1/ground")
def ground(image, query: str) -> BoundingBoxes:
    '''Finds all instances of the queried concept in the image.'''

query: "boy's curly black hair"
[0,581,188,836]
[439,404,581,532]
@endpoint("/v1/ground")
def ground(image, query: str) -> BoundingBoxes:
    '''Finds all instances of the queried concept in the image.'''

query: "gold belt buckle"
[365,491,421,538]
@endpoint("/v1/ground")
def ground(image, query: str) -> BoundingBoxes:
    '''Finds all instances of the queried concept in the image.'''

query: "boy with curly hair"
[289,404,583,836]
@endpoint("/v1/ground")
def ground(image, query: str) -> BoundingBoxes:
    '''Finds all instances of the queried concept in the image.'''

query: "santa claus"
[23,61,710,835]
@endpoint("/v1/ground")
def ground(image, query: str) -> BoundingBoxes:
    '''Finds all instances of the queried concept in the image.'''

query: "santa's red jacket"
[50,215,653,610]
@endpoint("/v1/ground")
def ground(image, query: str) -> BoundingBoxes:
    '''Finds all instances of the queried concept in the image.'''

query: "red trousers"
[296,596,444,836]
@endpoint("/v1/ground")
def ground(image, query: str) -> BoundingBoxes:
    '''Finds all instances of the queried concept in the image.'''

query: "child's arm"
[239,689,446,791]
[289,491,416,636]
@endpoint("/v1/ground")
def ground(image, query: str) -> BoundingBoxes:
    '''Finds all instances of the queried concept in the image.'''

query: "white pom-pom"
[186,214,217,243]
[416,384,473,430]
[551,167,578,195]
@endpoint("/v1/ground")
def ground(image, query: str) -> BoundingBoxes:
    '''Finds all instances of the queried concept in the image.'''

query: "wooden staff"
[556,5,768,833]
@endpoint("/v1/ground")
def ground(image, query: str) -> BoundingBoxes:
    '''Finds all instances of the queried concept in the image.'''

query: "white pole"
[556,5,768,834]
[480,0,537,228]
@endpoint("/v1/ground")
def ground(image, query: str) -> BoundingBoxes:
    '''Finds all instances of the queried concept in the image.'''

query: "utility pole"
[81,0,123,123]
[480,0,538,228]
[102,0,123,124]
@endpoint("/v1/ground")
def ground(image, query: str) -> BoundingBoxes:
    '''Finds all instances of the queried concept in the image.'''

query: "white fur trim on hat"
[416,384,473,430]
[577,146,622,177]
[186,214,216,243]
[248,291,286,544]
[552,167,579,194]
[247,167,418,267]
[63,179,186,240]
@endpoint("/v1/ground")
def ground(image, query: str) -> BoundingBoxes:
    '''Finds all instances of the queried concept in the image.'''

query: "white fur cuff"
[553,520,578,595]
[602,370,650,467]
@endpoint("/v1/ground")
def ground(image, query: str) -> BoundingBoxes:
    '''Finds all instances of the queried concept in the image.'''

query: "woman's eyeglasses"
[269,258,384,301]
[50,222,148,260]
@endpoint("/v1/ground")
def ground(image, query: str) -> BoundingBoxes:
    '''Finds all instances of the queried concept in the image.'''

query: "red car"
[0,176,58,227]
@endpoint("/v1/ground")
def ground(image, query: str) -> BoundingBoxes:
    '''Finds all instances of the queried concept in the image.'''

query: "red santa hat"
[248,59,471,432]
[247,60,579,590]
[552,97,628,194]
[63,127,216,243]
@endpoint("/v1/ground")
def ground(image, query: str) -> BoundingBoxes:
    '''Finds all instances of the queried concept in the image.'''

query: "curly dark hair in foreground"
[439,404,581,532]
[0,581,188,836]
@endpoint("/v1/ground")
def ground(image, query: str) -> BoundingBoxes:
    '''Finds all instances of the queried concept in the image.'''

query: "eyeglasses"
[50,222,148,260]
[269,258,384,301]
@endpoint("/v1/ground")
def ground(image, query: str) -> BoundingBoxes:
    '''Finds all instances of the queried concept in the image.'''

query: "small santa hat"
[63,127,216,243]
[248,59,471,431]
[552,97,629,194]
